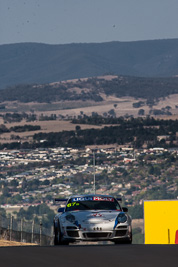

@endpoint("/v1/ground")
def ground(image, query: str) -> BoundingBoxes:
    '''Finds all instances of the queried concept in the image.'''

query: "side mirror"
[58,207,65,213]
[122,207,128,212]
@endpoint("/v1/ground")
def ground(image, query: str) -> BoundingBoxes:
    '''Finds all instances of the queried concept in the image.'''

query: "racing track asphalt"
[0,244,177,267]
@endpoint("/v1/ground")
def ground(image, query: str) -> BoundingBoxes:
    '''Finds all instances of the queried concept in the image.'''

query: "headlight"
[65,214,76,223]
[117,212,127,223]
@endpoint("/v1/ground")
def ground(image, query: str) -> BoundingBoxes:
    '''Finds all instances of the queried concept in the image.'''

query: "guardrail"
[0,214,53,246]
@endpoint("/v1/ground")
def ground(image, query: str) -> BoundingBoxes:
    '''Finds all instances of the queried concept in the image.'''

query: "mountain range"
[1,39,178,89]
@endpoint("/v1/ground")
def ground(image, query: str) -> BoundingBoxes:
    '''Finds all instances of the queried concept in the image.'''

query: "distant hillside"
[1,39,178,89]
[0,76,178,103]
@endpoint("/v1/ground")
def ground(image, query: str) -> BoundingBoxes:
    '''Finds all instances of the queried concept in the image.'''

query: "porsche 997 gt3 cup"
[53,195,132,245]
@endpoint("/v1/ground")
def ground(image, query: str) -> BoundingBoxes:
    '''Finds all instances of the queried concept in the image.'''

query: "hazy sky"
[1,0,178,45]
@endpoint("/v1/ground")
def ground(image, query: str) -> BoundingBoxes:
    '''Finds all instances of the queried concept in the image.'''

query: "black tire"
[127,229,132,244]
[114,239,132,245]
[114,232,132,245]
[128,231,132,244]
[54,222,59,245]
[54,221,69,246]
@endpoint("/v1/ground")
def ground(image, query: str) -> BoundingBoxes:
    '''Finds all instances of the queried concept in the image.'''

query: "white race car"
[53,194,132,245]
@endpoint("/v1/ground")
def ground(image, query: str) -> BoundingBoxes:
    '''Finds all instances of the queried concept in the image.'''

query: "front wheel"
[114,233,132,245]
[54,221,59,245]
[54,221,69,246]
[114,239,132,245]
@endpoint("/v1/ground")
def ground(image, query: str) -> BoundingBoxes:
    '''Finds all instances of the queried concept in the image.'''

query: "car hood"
[67,210,121,224]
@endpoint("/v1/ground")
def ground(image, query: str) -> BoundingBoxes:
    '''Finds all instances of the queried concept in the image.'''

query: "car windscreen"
[65,197,121,212]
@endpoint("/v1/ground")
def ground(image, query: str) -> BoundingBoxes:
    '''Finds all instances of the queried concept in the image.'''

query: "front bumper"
[63,225,131,242]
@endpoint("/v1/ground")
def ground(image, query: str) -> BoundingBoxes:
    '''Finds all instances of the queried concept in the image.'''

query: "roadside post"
[31,219,34,244]
[10,215,13,241]
[20,218,23,242]
[40,220,42,246]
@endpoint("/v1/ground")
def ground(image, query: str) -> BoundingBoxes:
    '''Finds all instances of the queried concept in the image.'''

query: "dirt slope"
[0,239,37,247]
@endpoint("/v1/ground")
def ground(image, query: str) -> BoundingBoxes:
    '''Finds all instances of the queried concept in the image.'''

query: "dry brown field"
[1,94,178,118]
[0,94,178,143]
[0,120,106,143]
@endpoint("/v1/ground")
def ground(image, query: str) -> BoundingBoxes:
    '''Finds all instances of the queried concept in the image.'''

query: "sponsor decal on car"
[93,196,114,202]
[71,196,114,202]
[72,197,93,202]
[67,202,80,208]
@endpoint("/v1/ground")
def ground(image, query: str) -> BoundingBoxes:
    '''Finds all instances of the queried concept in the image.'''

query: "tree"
[10,179,19,187]
[138,109,145,116]
[75,125,81,132]
[148,165,154,175]
[0,208,6,217]
[129,205,143,219]
[22,178,28,190]
[165,106,171,110]
[108,109,116,117]
[2,187,10,197]
[0,124,9,133]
